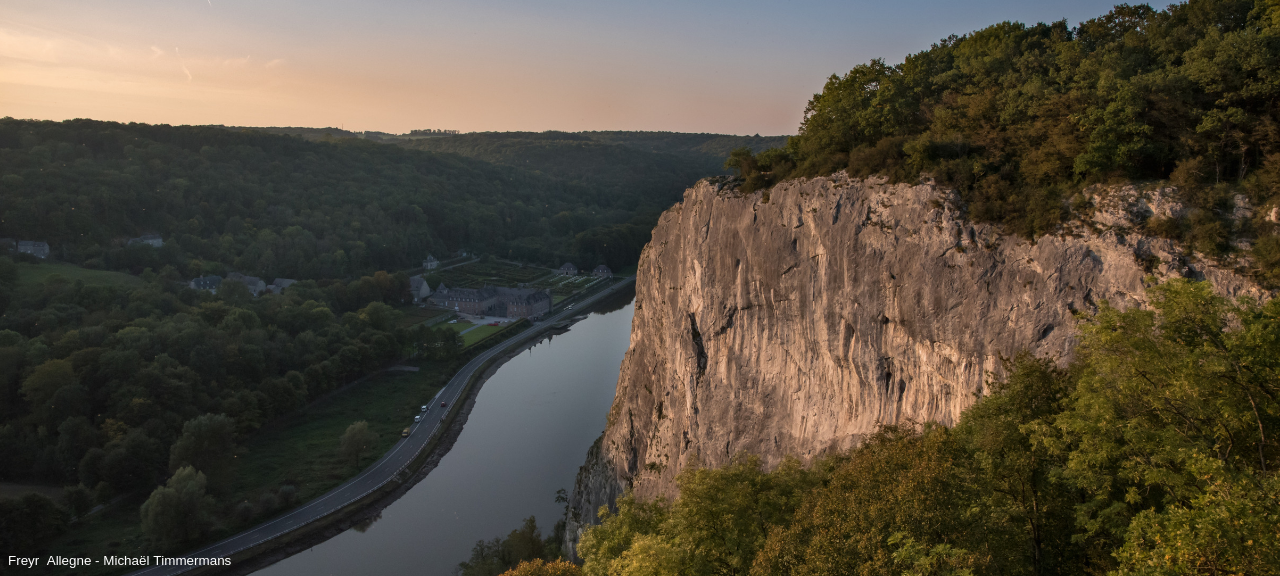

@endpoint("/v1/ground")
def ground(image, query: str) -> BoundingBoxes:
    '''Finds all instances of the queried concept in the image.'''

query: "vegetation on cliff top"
[577,279,1280,575]
[727,0,1280,285]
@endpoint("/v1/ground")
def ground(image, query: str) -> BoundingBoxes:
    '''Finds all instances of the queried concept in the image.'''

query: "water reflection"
[252,295,634,576]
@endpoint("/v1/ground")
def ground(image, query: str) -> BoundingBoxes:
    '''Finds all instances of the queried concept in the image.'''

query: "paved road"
[129,277,633,576]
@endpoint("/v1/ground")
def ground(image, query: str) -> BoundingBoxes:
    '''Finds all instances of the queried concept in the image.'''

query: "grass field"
[461,325,504,346]
[14,261,145,289]
[229,361,454,506]
[447,320,476,332]
[43,359,458,574]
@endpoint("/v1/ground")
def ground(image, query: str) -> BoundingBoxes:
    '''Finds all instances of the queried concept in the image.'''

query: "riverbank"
[115,277,633,576]
[248,283,636,576]
[215,318,566,575]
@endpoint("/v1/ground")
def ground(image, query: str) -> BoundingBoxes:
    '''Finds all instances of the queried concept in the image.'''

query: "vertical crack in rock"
[689,313,707,376]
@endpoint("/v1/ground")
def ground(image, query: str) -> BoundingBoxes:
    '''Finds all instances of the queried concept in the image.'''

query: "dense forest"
[401,131,786,180]
[0,256,461,485]
[399,132,783,220]
[0,119,775,555]
[727,0,1280,286]
[570,280,1279,576]
[0,119,698,277]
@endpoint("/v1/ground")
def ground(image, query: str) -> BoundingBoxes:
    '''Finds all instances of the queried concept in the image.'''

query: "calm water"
[253,291,634,576]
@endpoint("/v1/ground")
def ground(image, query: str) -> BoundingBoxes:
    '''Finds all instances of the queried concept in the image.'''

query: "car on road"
[420,405,427,412]
[402,427,410,437]
[414,415,422,422]
[441,401,447,408]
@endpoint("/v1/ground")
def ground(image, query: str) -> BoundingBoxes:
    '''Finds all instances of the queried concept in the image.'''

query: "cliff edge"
[564,173,1268,556]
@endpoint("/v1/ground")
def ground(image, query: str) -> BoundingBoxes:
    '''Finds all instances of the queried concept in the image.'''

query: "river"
[251,289,634,576]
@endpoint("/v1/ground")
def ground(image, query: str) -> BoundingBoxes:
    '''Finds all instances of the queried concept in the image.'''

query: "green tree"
[20,359,77,416]
[338,420,379,468]
[499,559,583,576]
[168,413,238,492]
[139,466,215,549]
[952,353,1082,575]
[1045,279,1280,566]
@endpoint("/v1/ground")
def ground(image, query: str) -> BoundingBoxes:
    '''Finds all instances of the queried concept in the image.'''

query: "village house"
[423,255,439,270]
[409,276,432,302]
[428,284,498,315]
[17,241,50,259]
[128,234,164,248]
[494,287,552,318]
[266,278,297,295]
[189,275,222,293]
[592,265,613,278]
[225,272,268,297]
[558,262,578,276]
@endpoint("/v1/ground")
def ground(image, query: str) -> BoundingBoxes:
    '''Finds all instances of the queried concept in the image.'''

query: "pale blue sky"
[2,0,1125,134]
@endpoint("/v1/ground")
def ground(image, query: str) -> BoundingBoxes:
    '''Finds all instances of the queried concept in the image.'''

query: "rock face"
[564,174,1268,556]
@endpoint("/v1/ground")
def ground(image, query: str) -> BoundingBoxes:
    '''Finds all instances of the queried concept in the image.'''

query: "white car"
[421,405,428,412]
[414,415,422,422]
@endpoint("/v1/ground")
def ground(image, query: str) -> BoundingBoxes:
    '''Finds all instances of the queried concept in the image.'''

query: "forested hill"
[727,0,1280,287]
[582,131,788,161]
[0,118,680,279]
[397,131,787,213]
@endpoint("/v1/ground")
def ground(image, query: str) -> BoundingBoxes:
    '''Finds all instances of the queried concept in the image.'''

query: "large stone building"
[592,265,613,278]
[558,262,578,276]
[429,284,551,318]
[429,284,498,315]
[495,287,552,318]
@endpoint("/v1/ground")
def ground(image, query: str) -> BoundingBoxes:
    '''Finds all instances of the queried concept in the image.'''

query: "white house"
[189,275,222,293]
[409,276,432,302]
[423,255,439,270]
[128,234,164,248]
[17,241,50,259]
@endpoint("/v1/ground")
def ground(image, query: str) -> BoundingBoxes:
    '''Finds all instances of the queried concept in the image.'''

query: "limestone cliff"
[564,173,1268,556]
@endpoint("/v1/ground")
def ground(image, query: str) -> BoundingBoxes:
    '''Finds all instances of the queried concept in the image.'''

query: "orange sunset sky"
[4,0,1121,135]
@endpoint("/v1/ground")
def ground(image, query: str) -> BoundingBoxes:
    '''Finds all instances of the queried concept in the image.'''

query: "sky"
[2,0,1125,136]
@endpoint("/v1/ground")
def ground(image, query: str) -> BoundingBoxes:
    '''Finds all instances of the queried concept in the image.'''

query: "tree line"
[0,118,675,276]
[724,0,1280,287]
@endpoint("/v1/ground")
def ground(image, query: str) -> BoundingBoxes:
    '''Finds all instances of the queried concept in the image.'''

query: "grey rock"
[564,174,1269,557]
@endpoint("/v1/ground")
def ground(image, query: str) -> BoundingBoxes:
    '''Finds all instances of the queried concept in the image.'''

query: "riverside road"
[129,277,634,576]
